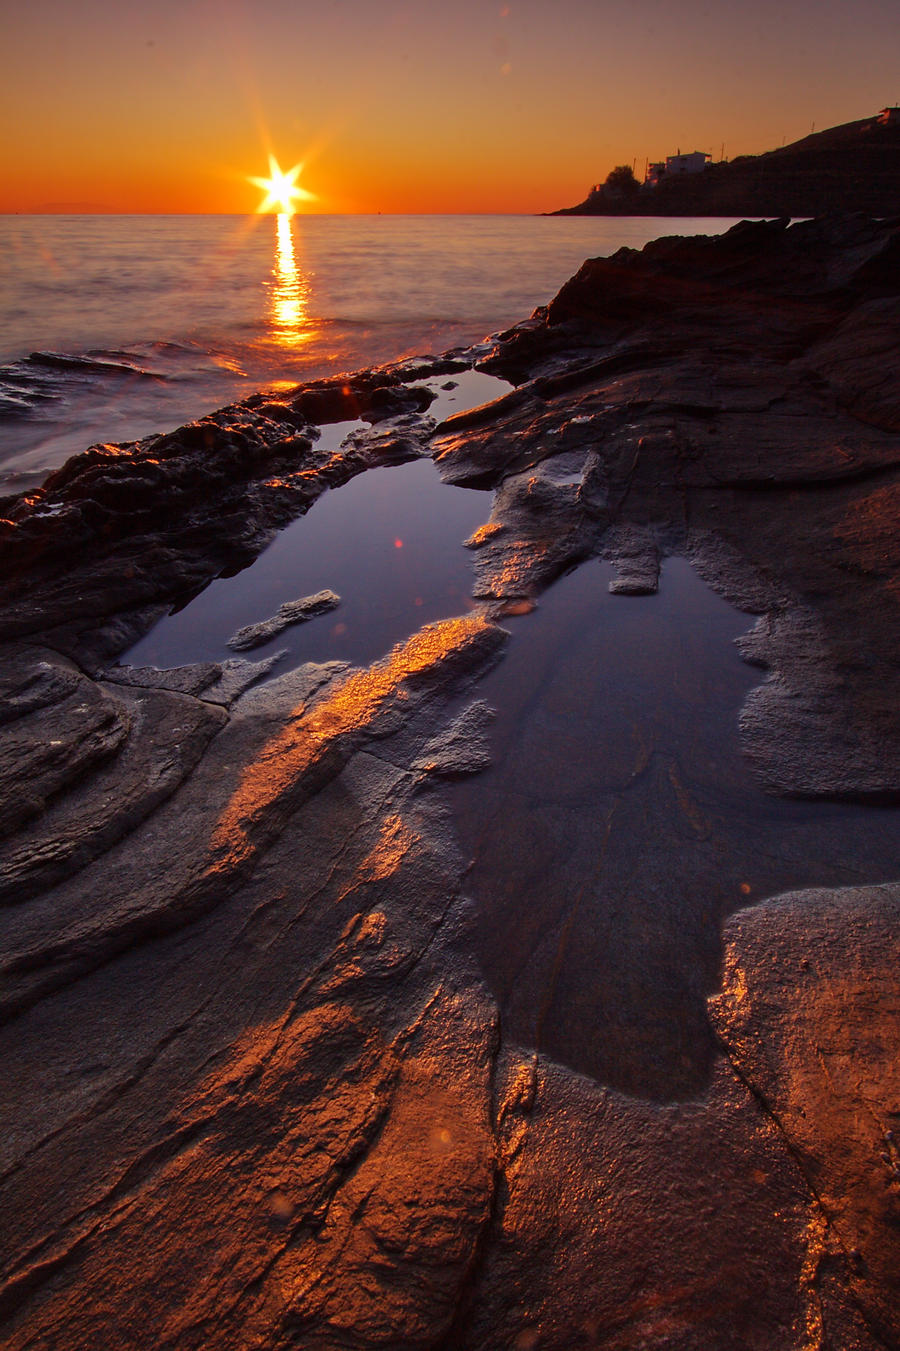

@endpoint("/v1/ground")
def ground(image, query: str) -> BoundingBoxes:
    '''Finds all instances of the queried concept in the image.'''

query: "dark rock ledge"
[0,216,897,1350]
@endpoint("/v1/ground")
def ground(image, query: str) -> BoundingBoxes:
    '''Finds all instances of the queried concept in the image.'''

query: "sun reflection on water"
[269,213,313,347]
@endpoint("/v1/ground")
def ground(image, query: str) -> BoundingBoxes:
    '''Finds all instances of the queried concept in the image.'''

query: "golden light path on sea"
[270,212,312,347]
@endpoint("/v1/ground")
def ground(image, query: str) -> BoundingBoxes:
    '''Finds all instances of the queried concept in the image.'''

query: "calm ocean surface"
[0,213,747,494]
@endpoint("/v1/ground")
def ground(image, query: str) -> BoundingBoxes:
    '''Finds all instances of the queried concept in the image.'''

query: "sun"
[249,155,316,214]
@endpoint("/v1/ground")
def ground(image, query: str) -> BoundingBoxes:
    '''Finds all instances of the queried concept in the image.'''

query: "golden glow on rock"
[355,815,420,887]
[209,614,495,866]
[464,522,505,549]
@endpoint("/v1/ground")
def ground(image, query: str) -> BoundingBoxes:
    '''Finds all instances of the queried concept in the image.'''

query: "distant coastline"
[551,109,900,217]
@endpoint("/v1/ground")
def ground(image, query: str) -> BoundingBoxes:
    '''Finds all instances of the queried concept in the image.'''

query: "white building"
[665,151,712,175]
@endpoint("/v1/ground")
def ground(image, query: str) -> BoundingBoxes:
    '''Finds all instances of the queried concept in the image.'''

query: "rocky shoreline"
[1,215,898,1349]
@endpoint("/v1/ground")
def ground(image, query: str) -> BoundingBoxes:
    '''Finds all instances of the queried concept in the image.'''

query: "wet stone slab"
[226,588,341,651]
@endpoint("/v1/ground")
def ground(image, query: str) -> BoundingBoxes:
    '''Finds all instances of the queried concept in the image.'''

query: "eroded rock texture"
[1,216,898,1348]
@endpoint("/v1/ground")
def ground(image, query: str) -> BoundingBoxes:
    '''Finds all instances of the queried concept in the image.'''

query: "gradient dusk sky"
[2,0,898,214]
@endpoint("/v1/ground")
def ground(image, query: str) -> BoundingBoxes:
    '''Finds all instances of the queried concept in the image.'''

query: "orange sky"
[2,0,898,214]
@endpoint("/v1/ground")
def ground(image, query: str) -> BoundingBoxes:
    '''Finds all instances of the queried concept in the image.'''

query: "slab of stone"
[604,523,661,595]
[710,884,900,1349]
[0,647,129,839]
[0,625,503,1349]
[0,615,505,1022]
[227,590,340,652]
[412,700,495,777]
[340,412,436,465]
[0,676,225,903]
[459,1029,890,1349]
[103,661,222,696]
[202,652,288,705]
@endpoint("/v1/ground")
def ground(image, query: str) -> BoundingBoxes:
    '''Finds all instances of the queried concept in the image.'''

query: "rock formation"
[227,590,341,652]
[0,215,897,1349]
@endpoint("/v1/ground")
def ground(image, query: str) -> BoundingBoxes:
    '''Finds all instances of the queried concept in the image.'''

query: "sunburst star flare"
[249,155,316,214]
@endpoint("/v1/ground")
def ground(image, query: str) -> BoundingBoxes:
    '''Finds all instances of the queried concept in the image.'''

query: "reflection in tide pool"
[450,559,899,1101]
[125,369,511,674]
[269,214,313,348]
[125,456,490,673]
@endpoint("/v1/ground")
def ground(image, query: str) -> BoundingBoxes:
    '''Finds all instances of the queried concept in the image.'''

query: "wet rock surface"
[227,588,341,652]
[710,885,900,1349]
[0,217,898,1348]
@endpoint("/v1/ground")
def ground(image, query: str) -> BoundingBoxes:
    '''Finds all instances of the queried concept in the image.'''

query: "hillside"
[554,110,900,216]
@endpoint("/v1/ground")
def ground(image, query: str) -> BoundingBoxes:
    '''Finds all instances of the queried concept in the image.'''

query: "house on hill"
[645,150,711,186]
[877,106,900,126]
[665,151,712,175]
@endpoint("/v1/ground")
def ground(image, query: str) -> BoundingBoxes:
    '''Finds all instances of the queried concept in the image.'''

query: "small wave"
[146,339,203,354]
[237,315,346,335]
[133,339,239,379]
[0,365,63,418]
[0,391,55,417]
[27,350,165,380]
[0,348,170,421]
[86,346,149,363]
[210,355,248,376]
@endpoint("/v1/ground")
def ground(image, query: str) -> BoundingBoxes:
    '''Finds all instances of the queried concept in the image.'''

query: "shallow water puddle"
[450,557,899,1101]
[125,454,490,671]
[126,369,509,671]
[420,368,509,424]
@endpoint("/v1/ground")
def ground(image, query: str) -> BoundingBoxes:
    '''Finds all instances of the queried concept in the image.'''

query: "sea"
[0,213,750,496]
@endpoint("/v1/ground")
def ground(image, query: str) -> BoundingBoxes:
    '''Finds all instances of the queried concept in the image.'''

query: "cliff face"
[555,112,900,216]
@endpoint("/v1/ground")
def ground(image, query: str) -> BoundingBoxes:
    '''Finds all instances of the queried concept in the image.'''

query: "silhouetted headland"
[553,107,900,215]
